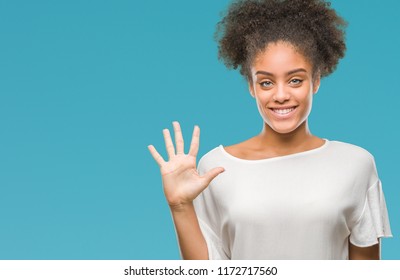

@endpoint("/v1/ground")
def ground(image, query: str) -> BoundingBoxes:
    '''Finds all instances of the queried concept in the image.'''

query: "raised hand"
[148,121,225,210]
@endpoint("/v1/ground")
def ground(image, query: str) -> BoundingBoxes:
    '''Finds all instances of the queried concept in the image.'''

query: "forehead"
[251,41,312,74]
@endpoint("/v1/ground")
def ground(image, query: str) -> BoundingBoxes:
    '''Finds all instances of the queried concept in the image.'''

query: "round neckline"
[219,139,330,163]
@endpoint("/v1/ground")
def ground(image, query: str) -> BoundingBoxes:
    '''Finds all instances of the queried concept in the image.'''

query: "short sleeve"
[192,157,230,260]
[173,189,229,260]
[195,201,230,260]
[349,179,393,247]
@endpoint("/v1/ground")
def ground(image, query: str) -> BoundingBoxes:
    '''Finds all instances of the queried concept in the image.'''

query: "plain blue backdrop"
[0,0,398,259]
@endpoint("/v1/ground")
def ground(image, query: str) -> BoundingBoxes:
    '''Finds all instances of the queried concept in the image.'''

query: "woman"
[148,0,392,259]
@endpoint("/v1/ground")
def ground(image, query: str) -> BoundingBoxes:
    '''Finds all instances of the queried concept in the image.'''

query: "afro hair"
[215,0,347,80]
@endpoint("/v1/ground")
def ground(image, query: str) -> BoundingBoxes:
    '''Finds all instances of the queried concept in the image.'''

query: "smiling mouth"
[270,106,297,115]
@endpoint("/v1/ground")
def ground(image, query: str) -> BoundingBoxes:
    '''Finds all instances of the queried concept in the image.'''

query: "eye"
[289,79,303,85]
[259,81,273,88]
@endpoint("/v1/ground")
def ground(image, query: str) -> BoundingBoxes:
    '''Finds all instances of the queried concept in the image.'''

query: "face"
[248,41,320,135]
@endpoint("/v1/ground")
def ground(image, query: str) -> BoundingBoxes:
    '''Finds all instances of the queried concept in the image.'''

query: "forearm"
[348,239,380,260]
[170,203,208,260]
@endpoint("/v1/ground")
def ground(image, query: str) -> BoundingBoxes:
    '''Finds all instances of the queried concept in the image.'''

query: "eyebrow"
[255,68,308,76]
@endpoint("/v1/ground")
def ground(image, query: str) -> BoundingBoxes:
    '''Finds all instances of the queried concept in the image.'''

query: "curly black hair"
[215,0,347,81]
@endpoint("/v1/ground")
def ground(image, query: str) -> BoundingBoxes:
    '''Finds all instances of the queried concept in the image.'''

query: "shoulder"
[327,140,378,178]
[197,145,224,170]
[327,140,375,162]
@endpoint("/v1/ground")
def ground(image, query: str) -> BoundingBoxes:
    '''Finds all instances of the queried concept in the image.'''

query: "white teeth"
[272,107,295,114]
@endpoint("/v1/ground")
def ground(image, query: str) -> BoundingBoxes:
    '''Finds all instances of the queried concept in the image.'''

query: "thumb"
[201,167,225,185]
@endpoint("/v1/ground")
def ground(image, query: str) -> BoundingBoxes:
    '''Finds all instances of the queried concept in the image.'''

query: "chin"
[266,121,303,135]
[272,127,298,134]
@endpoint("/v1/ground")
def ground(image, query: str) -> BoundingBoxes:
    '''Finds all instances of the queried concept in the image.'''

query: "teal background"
[0,0,398,259]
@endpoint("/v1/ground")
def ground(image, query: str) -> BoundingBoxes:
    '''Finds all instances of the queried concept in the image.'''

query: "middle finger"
[163,128,175,159]
[173,121,184,154]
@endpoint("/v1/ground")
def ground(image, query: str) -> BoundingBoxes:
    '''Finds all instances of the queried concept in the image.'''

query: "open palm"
[148,121,225,209]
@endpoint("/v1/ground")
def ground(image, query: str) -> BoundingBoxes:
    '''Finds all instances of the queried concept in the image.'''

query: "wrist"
[169,201,194,213]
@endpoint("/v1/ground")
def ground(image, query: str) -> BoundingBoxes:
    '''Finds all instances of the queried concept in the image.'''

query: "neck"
[256,120,316,153]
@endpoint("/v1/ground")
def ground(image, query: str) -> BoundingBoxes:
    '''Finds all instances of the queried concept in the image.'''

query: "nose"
[272,84,290,103]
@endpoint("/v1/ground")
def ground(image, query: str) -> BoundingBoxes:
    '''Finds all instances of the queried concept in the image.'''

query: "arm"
[349,239,380,260]
[148,121,225,260]
[171,203,208,259]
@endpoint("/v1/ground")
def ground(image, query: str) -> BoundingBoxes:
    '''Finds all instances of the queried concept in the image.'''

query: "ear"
[248,80,255,98]
[312,74,321,94]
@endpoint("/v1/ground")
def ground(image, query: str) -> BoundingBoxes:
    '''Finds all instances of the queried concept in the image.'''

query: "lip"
[268,105,298,110]
[268,106,298,119]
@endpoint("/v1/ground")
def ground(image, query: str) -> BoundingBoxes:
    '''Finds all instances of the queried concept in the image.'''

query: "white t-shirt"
[192,140,392,259]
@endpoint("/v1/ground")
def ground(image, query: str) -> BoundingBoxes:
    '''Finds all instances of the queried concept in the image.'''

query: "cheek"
[254,92,270,105]
[300,92,314,116]
[254,95,272,118]
[255,97,269,115]
[296,86,314,103]
[305,89,314,104]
